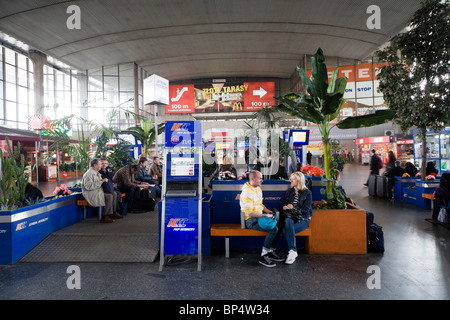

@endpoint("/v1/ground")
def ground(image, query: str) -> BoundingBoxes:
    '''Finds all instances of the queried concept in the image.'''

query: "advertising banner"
[165,81,275,114]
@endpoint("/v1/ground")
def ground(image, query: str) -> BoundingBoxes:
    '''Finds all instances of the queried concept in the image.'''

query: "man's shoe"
[266,251,284,262]
[112,212,124,219]
[259,254,276,267]
[285,250,298,264]
[100,216,115,223]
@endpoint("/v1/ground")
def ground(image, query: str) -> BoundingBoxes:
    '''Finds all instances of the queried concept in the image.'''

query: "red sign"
[355,136,391,145]
[243,82,275,111]
[165,85,195,113]
[397,139,414,145]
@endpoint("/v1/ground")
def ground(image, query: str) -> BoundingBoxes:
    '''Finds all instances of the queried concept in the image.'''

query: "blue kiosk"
[159,121,203,271]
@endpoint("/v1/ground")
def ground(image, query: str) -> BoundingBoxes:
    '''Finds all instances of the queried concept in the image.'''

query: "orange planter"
[308,202,367,254]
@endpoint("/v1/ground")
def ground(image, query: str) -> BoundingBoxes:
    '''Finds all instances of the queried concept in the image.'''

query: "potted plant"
[276,48,395,209]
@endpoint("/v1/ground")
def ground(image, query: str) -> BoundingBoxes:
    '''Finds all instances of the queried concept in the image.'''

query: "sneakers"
[266,251,284,262]
[285,250,298,264]
[259,254,276,267]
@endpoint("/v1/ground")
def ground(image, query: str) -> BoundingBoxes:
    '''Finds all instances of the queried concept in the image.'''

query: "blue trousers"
[280,217,310,252]
[245,217,279,250]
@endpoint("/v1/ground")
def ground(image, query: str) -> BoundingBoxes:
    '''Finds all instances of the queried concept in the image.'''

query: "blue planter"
[0,193,83,265]
[306,175,326,201]
[415,179,440,209]
[394,177,417,200]
[403,187,418,206]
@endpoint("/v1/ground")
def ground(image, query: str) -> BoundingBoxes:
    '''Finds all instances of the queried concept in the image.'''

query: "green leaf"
[311,48,329,99]
[297,66,315,97]
[327,68,339,93]
[336,109,396,129]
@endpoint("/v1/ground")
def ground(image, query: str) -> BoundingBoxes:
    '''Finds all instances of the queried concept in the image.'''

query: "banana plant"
[275,48,395,207]
[121,117,165,157]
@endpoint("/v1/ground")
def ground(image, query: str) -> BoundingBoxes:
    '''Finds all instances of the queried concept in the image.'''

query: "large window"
[0,45,34,129]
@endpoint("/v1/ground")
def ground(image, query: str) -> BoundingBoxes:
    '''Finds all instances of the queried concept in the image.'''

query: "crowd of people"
[81,156,162,223]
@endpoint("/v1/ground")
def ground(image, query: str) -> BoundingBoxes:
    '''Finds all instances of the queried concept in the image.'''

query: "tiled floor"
[1,164,449,302]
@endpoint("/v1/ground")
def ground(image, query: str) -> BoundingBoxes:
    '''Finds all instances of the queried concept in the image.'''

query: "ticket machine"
[159,121,202,271]
[288,129,310,170]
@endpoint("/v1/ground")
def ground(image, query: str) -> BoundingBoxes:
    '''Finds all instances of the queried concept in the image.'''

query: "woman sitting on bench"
[279,171,313,264]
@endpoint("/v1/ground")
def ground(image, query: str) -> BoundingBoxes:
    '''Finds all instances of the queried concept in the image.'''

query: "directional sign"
[166,85,195,113]
[243,82,275,111]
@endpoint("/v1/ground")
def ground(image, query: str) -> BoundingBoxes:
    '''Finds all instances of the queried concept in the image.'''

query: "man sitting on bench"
[240,170,284,267]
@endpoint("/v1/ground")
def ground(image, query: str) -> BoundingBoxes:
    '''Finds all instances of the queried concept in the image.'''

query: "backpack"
[367,223,385,252]
[376,157,383,169]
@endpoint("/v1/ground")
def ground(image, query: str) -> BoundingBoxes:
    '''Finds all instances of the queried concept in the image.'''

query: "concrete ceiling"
[0,0,423,81]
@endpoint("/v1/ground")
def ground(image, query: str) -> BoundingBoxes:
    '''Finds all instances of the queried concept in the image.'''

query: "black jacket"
[281,187,313,222]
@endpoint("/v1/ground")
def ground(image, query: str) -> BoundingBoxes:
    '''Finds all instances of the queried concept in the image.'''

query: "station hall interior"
[0,0,449,303]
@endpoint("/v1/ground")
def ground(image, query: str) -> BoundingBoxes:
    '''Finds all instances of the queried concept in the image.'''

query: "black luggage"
[367,223,385,252]
[376,175,392,198]
[131,187,156,212]
[132,198,155,212]
[368,175,377,197]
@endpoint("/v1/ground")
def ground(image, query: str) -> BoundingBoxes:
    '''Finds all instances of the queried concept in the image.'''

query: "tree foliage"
[376,0,449,176]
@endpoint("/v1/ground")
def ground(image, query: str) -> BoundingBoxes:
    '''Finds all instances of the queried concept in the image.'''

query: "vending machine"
[159,121,203,271]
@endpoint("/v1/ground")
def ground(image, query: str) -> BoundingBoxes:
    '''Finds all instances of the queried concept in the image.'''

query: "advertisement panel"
[165,84,195,113]
[164,81,275,114]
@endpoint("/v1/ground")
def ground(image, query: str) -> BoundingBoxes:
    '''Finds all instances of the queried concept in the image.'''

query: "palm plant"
[275,48,395,207]
[121,116,165,157]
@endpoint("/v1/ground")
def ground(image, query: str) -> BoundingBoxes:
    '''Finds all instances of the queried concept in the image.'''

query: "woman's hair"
[440,172,450,192]
[223,156,234,165]
[290,171,308,191]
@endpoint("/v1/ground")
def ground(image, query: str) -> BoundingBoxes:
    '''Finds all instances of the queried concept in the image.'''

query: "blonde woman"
[280,171,313,264]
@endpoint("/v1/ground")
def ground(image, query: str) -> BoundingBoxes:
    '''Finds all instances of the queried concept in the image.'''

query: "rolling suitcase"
[368,175,377,197]
[376,175,392,198]
[131,188,156,212]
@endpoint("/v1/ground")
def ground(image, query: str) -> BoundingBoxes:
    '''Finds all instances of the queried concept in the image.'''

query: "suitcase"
[376,175,392,198]
[368,175,377,197]
[131,198,155,212]
[141,187,156,200]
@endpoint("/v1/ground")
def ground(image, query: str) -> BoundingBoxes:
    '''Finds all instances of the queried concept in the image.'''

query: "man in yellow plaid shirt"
[240,170,283,267]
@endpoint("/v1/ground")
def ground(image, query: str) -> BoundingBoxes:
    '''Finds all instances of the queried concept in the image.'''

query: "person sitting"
[149,156,162,185]
[210,156,237,182]
[82,158,118,223]
[137,157,161,196]
[24,183,44,203]
[278,171,313,264]
[240,170,283,267]
[384,160,406,179]
[405,162,418,177]
[113,164,150,212]
[432,172,450,221]
[99,159,123,218]
[426,161,439,176]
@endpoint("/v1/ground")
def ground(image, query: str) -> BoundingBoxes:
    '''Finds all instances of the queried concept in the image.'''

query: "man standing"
[364,149,382,186]
[240,170,283,267]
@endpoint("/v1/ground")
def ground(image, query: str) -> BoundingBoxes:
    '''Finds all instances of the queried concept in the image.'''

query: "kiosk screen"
[171,157,195,176]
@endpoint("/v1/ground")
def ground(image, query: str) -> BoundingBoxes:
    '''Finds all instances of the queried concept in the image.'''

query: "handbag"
[258,215,277,231]
[437,204,448,224]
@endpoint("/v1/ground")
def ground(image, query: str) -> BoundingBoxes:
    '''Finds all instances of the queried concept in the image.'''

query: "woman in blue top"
[279,171,313,264]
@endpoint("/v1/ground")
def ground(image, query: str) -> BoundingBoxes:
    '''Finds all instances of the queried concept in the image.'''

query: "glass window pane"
[18,86,28,104]
[5,64,15,83]
[4,48,15,65]
[17,54,27,70]
[6,101,17,120]
[17,68,27,87]
[5,82,16,101]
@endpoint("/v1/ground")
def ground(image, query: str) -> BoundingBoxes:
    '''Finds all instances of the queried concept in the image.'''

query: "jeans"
[280,217,310,252]
[116,186,139,210]
[245,217,279,250]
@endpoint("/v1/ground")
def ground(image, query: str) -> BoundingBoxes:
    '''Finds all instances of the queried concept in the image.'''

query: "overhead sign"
[166,85,195,113]
[243,82,275,111]
[164,81,275,114]
[143,74,169,105]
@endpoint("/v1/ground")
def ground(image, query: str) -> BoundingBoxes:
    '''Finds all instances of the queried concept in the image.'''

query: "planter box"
[415,180,440,209]
[394,177,417,200]
[306,175,327,202]
[403,187,418,206]
[0,193,83,265]
[308,202,367,254]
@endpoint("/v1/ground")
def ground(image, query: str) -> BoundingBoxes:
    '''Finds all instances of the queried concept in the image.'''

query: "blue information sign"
[165,121,202,148]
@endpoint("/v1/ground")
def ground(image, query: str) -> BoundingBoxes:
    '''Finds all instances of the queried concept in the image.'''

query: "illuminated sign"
[166,85,195,113]
[243,82,276,111]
